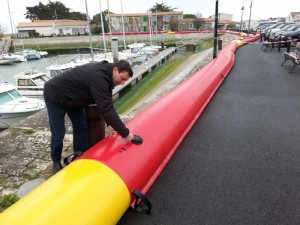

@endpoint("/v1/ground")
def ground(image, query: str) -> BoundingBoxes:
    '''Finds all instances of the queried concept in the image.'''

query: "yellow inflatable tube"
[233,40,244,47]
[0,159,131,225]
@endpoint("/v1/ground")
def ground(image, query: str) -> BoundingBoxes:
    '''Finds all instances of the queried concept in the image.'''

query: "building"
[107,11,183,32]
[285,12,300,23]
[180,18,206,31]
[207,13,237,30]
[17,20,88,38]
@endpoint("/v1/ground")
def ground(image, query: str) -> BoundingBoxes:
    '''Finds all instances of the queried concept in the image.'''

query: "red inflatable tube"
[80,42,240,207]
[242,34,261,44]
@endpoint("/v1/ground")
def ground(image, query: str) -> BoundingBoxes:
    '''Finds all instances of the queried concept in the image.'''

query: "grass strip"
[114,56,188,114]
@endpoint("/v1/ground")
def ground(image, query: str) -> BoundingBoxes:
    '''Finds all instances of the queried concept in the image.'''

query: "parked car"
[261,23,284,33]
[257,23,275,33]
[272,24,300,42]
[266,23,294,40]
[269,24,298,41]
[280,27,300,44]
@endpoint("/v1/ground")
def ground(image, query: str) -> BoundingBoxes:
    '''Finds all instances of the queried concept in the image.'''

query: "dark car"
[280,27,300,43]
[262,23,284,33]
[261,23,284,40]
[269,24,298,41]
[266,23,294,40]
[257,23,277,33]
[273,24,300,42]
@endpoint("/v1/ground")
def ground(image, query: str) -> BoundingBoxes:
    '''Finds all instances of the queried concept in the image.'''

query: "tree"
[183,14,196,19]
[169,18,179,31]
[148,2,177,12]
[148,2,178,31]
[194,18,205,30]
[91,10,110,34]
[25,1,86,21]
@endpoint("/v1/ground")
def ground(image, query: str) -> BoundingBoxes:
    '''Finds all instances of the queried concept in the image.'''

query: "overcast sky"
[1,0,300,33]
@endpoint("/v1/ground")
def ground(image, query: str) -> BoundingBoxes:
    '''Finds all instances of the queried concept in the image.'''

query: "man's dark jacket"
[44,61,129,138]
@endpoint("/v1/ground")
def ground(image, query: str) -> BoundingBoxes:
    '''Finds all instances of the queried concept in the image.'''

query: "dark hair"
[114,60,133,77]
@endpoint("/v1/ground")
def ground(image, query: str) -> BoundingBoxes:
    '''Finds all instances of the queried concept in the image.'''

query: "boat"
[1,53,27,62]
[0,84,46,129]
[14,69,50,98]
[38,51,48,57]
[14,49,41,60]
[46,61,78,78]
[127,43,159,57]
[0,57,15,65]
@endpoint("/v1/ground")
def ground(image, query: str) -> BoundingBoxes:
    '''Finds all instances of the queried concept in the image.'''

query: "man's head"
[112,60,133,86]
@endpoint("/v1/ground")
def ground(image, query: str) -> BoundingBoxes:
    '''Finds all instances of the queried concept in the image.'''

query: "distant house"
[181,18,206,31]
[16,20,88,38]
[207,13,237,30]
[107,11,184,32]
[285,12,300,23]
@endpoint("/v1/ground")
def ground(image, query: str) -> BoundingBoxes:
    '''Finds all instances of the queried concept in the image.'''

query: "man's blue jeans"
[45,98,87,163]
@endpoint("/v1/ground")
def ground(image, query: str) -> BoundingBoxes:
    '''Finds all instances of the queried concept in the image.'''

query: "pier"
[113,47,177,99]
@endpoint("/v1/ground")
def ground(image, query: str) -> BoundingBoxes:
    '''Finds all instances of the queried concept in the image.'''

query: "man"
[44,60,134,173]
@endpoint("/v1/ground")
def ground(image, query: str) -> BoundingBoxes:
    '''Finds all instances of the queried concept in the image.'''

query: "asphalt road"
[118,43,300,225]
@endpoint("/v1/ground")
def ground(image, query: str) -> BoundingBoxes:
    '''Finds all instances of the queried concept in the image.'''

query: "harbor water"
[0,50,193,85]
[0,54,89,85]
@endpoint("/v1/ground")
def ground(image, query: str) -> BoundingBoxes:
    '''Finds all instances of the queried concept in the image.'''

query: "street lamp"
[213,0,219,59]
[240,6,244,32]
[248,0,253,34]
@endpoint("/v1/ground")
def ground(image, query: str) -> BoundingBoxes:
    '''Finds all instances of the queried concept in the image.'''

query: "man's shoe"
[52,162,63,174]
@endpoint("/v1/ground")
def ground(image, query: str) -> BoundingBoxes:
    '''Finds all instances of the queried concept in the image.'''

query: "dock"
[113,47,177,99]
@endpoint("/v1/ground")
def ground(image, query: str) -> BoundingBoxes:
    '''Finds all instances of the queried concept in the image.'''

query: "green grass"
[21,172,41,180]
[22,129,35,135]
[114,57,188,114]
[195,39,214,52]
[0,194,19,212]
[114,38,214,114]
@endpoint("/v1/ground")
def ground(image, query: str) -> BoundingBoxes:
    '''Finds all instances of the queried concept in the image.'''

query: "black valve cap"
[132,134,143,145]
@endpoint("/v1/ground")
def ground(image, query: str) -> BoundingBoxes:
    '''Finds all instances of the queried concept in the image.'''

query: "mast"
[148,11,152,46]
[98,0,107,56]
[120,0,126,51]
[7,0,14,36]
[106,0,112,49]
[85,0,94,61]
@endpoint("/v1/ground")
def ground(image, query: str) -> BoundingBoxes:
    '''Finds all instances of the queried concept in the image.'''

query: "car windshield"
[277,24,288,29]
[268,23,282,29]
[281,25,295,31]
[287,25,300,31]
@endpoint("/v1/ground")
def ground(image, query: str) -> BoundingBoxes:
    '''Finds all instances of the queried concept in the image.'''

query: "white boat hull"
[0,85,46,128]
[0,108,43,128]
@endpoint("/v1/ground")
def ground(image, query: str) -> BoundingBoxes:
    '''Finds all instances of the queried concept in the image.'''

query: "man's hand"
[124,132,134,143]
[108,126,117,136]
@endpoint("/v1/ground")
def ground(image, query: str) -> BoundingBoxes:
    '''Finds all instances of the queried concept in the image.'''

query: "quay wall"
[13,33,213,48]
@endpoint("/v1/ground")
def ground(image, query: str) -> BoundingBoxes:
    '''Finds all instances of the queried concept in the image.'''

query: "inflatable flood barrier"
[0,35,260,225]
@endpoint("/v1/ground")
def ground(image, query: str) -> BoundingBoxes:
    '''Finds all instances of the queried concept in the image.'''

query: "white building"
[17,20,88,38]
[285,12,300,23]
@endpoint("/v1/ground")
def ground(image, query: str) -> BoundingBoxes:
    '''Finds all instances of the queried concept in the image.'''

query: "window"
[8,89,22,100]
[17,79,35,86]
[32,77,45,85]
[163,15,171,22]
[40,75,50,82]
[189,22,194,30]
[0,92,13,104]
